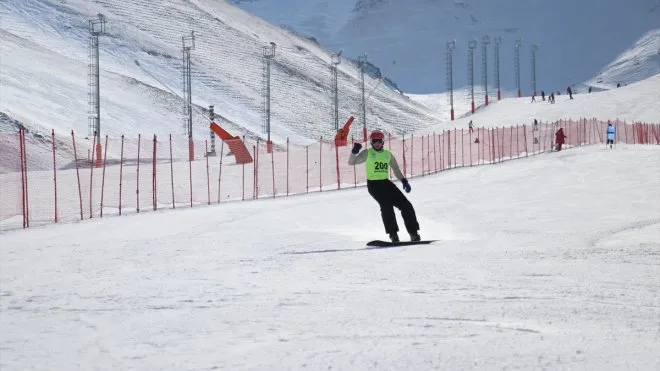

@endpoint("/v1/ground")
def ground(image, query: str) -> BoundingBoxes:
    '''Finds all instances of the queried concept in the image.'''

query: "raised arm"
[348,148,368,165]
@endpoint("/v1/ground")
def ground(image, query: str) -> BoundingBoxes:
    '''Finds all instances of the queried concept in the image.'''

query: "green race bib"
[366,148,391,180]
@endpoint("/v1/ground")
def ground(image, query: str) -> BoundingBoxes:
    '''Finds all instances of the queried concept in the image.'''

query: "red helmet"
[370,130,385,141]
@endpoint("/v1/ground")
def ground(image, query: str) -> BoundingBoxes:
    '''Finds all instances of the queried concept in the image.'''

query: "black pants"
[367,179,420,235]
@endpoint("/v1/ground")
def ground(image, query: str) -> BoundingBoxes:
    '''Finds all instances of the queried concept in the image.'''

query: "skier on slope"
[606,123,616,149]
[555,127,567,151]
[348,130,421,242]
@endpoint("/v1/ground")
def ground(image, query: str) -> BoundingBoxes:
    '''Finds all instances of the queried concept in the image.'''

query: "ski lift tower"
[358,53,368,141]
[531,43,539,97]
[494,36,502,100]
[467,39,478,113]
[330,51,342,132]
[88,13,106,167]
[262,42,276,152]
[182,31,195,161]
[446,40,456,120]
[481,35,490,106]
[515,39,522,97]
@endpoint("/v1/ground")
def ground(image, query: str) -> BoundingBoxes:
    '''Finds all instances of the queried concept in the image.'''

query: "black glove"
[401,178,411,193]
[351,142,362,154]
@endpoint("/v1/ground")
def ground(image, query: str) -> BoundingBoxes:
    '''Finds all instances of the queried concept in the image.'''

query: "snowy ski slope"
[1,144,658,370]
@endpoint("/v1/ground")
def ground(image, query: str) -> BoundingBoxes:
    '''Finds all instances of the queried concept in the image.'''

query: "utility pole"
[358,53,368,141]
[446,40,456,120]
[207,105,215,156]
[330,51,342,132]
[494,36,502,100]
[531,43,539,97]
[468,39,478,113]
[262,42,276,152]
[88,13,106,167]
[182,31,195,161]
[481,35,490,106]
[515,39,522,97]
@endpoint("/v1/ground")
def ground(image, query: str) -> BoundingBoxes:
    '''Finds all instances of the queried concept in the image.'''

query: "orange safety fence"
[1,119,658,231]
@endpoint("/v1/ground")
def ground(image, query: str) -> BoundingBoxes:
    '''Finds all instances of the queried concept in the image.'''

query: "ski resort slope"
[1,145,659,370]
[417,73,660,134]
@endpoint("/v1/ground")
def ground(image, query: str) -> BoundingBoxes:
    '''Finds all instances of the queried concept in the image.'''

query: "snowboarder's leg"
[388,182,420,236]
[367,181,400,236]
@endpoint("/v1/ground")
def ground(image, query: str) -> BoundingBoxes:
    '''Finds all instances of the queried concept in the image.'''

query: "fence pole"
[421,134,424,176]
[71,131,83,221]
[254,141,259,199]
[461,129,464,167]
[447,130,451,169]
[89,134,96,218]
[205,140,210,205]
[137,134,141,213]
[100,135,108,217]
[217,139,224,203]
[169,135,175,209]
[271,143,276,198]
[411,134,414,177]
[153,135,158,210]
[253,144,258,199]
[438,132,443,170]
[119,135,124,215]
[188,137,193,208]
[469,128,473,166]
[319,137,323,192]
[453,128,457,167]
[335,144,341,189]
[402,136,407,177]
[433,132,438,172]
[242,160,245,201]
[427,134,431,174]
[19,129,27,228]
[52,129,58,223]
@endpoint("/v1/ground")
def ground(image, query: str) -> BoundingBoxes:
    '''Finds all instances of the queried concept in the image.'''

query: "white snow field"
[1,145,659,370]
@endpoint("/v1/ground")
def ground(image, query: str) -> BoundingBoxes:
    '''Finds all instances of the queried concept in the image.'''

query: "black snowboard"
[366,240,437,247]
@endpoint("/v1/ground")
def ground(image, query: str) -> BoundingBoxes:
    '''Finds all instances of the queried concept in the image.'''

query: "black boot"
[410,232,421,242]
[389,233,400,242]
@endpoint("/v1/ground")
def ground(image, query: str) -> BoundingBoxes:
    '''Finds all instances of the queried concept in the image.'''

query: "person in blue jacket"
[607,123,616,149]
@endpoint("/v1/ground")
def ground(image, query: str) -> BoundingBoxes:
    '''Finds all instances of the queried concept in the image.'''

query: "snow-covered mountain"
[0,0,657,155]
[0,0,447,146]
[230,0,660,94]
[584,28,660,91]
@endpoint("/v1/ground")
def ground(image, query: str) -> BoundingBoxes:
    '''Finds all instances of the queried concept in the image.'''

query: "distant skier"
[606,123,616,149]
[468,120,474,133]
[567,86,573,99]
[349,130,421,242]
[541,90,545,101]
[555,127,567,151]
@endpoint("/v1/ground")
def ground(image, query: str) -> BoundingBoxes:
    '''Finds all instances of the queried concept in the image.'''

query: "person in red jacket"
[555,128,567,151]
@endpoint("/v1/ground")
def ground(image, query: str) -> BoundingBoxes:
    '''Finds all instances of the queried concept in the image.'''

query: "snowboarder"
[349,130,421,242]
[567,86,573,99]
[555,127,567,151]
[606,123,616,149]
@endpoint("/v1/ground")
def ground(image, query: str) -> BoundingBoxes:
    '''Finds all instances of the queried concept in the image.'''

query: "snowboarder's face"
[371,138,384,150]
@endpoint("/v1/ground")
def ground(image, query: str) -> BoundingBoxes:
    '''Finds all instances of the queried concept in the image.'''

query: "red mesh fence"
[1,119,658,231]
